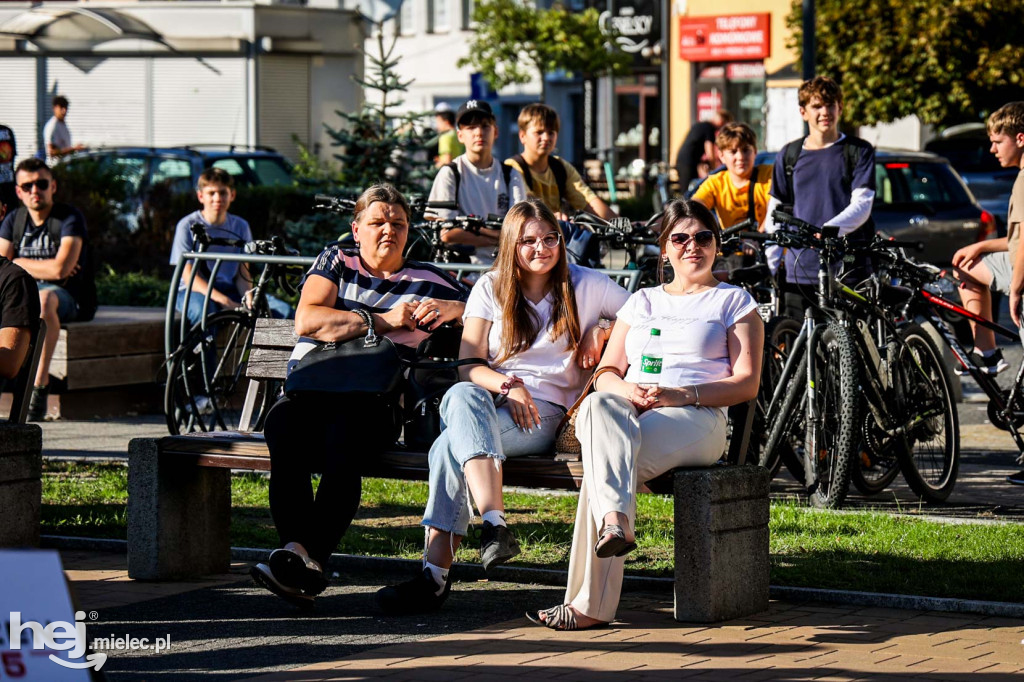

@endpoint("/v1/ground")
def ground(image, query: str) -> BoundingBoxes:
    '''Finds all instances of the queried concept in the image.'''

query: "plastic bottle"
[638,328,663,390]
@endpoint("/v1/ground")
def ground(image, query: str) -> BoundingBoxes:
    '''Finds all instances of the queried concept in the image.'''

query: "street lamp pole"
[802,0,815,80]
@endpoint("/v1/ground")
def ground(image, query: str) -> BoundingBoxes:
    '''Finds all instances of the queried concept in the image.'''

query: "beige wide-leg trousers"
[565,391,727,623]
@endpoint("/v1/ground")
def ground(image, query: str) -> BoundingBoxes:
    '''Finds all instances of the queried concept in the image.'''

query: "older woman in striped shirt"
[251,183,468,609]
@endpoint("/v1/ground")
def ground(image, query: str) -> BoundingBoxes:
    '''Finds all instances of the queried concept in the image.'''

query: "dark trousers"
[263,394,398,567]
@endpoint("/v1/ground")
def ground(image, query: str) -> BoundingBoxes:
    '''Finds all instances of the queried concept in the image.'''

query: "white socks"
[423,561,449,595]
[481,510,507,528]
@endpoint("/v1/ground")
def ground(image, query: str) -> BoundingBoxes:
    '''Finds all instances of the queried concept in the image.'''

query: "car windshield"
[210,156,292,188]
[924,139,1002,174]
[873,161,970,208]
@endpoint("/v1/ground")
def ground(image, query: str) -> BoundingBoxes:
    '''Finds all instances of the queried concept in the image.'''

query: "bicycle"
[164,224,301,435]
[570,211,664,286]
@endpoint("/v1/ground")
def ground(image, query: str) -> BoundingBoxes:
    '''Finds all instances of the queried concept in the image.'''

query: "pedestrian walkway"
[59,550,1024,681]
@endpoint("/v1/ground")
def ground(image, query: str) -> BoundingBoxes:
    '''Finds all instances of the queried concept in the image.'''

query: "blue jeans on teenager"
[176,289,293,326]
[422,381,566,537]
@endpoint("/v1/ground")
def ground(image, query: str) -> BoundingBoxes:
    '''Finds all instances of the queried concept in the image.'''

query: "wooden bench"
[44,306,167,419]
[128,317,769,623]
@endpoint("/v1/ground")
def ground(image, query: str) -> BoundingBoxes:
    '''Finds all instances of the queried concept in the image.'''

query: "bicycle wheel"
[851,412,902,496]
[761,341,808,479]
[164,310,270,435]
[892,324,960,502]
[805,319,859,509]
[749,317,804,479]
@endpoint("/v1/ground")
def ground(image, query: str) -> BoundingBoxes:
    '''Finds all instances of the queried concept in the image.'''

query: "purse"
[554,366,624,456]
[403,326,488,450]
[284,309,410,399]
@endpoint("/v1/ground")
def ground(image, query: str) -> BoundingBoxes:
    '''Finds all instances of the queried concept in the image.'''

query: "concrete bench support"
[673,465,770,623]
[0,424,43,547]
[127,438,232,580]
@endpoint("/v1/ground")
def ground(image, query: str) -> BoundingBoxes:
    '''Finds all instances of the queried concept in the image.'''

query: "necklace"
[666,282,714,296]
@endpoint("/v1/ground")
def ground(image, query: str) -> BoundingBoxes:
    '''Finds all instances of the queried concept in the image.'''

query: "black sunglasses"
[18,179,51,192]
[668,230,715,249]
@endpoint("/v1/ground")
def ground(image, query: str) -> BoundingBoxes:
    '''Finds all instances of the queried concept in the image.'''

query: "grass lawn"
[42,461,1024,603]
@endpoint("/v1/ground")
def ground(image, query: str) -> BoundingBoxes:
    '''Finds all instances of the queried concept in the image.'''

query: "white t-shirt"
[617,284,757,406]
[43,117,71,162]
[464,264,629,409]
[428,155,528,263]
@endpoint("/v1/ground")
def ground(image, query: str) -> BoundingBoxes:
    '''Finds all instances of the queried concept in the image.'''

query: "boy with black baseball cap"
[427,99,527,264]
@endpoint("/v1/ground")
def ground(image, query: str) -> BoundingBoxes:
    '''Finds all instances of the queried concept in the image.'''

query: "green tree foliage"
[458,0,631,101]
[324,27,434,195]
[788,0,1024,127]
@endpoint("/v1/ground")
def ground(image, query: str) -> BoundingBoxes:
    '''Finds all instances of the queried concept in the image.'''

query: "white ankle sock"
[423,561,449,595]
[481,510,507,527]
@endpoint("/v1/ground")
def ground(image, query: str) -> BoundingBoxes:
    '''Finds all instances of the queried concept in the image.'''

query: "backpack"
[445,160,514,215]
[779,135,876,238]
[511,153,569,212]
[11,206,97,321]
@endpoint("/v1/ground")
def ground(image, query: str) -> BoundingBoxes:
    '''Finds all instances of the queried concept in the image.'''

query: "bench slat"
[246,348,292,380]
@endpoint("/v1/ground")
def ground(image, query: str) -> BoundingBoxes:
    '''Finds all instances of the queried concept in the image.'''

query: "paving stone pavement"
[60,550,1024,682]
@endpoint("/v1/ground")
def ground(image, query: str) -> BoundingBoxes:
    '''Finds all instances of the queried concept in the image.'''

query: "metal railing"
[166,252,643,358]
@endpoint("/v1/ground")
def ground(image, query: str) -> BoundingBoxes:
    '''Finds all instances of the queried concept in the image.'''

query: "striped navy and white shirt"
[288,245,468,371]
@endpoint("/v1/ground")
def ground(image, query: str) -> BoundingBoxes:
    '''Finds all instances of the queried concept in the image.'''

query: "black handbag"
[284,309,410,399]
[403,326,487,450]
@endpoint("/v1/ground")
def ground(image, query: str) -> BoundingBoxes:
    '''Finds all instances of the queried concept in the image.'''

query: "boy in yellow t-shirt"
[505,103,616,220]
[692,122,772,230]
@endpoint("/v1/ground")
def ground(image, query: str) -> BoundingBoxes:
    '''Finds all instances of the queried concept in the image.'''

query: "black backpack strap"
[747,170,758,223]
[501,161,513,194]
[11,207,29,251]
[511,154,533,190]
[446,161,461,212]
[780,137,805,206]
[842,139,861,194]
[550,155,569,206]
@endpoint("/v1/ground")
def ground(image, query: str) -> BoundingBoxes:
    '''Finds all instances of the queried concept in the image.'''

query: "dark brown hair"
[657,200,721,283]
[715,122,758,152]
[798,76,843,108]
[197,167,235,191]
[15,158,51,177]
[517,103,560,133]
[491,197,580,364]
[352,183,410,225]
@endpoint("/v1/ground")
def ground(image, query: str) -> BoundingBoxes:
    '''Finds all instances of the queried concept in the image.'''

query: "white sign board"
[0,550,95,680]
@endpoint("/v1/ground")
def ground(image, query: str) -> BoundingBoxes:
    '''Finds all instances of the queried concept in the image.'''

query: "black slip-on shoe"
[376,567,450,615]
[250,563,315,610]
[479,521,521,572]
[269,548,328,596]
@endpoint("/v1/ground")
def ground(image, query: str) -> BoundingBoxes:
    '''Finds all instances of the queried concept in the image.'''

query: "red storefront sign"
[696,91,722,121]
[679,13,771,61]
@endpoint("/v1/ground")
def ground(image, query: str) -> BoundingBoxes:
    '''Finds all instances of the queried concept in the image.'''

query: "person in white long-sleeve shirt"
[762,76,876,319]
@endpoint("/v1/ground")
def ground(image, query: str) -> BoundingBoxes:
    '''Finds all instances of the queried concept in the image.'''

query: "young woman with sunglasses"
[377,197,630,615]
[530,199,764,631]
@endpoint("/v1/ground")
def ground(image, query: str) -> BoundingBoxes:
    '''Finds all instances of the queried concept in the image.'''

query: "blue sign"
[470,73,496,101]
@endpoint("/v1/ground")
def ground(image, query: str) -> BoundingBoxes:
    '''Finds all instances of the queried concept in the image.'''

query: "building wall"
[668,0,797,158]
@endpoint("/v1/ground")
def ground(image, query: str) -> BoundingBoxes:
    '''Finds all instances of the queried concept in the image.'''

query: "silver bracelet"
[692,384,701,408]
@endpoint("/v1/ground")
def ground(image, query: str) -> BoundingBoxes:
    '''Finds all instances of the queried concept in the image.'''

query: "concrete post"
[0,424,43,548]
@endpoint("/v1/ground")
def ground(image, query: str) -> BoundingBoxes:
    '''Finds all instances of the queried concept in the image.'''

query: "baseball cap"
[455,100,494,127]
[435,102,453,114]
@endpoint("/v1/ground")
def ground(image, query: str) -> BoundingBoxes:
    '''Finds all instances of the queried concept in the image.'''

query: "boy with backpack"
[763,76,876,318]
[427,100,527,264]
[505,103,615,221]
[692,122,772,230]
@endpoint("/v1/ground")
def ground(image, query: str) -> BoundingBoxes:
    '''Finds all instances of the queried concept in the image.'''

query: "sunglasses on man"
[668,230,715,249]
[18,179,51,192]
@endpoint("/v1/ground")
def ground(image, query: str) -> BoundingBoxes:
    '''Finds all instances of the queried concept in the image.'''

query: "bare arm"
[13,236,82,281]
[0,238,13,260]
[441,226,501,247]
[585,194,617,220]
[0,326,31,380]
[460,315,542,429]
[182,262,238,308]
[294,275,420,341]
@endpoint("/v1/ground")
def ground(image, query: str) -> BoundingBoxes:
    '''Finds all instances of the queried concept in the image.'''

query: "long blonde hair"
[491,198,580,364]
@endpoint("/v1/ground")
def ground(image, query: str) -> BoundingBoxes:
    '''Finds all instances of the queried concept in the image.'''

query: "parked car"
[690,148,994,265]
[924,123,1015,234]
[59,145,294,230]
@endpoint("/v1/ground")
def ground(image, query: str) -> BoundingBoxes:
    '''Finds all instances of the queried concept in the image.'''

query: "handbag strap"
[565,366,624,417]
[406,356,488,370]
[351,308,379,347]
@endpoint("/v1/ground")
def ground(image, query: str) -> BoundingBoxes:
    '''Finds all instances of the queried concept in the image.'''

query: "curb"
[43,535,1024,619]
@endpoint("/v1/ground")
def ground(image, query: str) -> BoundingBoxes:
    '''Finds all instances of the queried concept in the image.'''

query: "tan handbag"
[554,366,624,456]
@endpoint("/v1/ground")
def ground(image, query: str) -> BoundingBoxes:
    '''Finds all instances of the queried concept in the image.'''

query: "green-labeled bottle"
[639,328,662,389]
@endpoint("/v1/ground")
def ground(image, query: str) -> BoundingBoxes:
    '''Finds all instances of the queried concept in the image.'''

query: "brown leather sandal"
[595,524,637,558]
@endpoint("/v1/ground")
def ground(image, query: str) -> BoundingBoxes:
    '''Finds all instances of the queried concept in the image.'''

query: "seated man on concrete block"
[0,158,95,420]
[0,256,40,383]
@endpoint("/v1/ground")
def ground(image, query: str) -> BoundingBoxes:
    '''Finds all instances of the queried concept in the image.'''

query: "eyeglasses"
[18,179,51,192]
[668,230,715,249]
[517,232,562,250]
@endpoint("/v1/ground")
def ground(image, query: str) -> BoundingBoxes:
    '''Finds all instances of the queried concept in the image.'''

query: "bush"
[94,267,169,307]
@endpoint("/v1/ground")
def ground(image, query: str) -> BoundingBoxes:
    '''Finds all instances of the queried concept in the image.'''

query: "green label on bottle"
[640,356,662,374]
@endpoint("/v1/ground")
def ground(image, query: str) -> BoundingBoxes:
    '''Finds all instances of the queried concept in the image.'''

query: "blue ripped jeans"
[422,381,565,537]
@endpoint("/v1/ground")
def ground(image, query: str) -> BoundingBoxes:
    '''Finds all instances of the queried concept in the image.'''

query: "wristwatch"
[597,319,612,331]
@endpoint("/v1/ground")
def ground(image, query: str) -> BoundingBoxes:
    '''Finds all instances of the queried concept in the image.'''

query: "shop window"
[399,0,416,35]
[428,0,449,33]
[461,0,474,29]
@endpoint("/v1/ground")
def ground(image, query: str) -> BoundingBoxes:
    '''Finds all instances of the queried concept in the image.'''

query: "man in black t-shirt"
[0,158,94,420]
[675,109,732,193]
[0,256,39,382]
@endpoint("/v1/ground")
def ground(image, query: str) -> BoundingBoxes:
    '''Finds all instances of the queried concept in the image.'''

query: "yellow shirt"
[692,164,773,229]
[504,157,597,214]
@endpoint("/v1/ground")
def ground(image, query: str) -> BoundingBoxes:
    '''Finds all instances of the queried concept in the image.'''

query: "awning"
[0,7,165,52]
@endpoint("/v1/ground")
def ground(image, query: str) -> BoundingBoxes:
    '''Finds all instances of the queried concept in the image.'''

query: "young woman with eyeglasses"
[529,199,765,631]
[378,197,629,615]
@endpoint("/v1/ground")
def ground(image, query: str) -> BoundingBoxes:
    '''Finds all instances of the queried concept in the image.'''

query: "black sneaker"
[25,385,48,422]
[376,567,450,615]
[955,348,1008,376]
[479,521,520,572]
[1007,470,1024,485]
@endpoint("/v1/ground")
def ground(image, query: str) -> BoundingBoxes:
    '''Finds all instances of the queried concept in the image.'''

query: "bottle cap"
[651,328,661,336]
